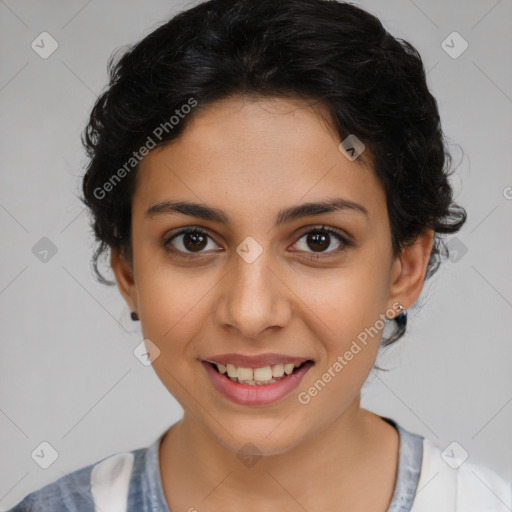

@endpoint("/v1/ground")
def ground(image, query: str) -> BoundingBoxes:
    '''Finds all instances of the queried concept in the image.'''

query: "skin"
[111,95,434,511]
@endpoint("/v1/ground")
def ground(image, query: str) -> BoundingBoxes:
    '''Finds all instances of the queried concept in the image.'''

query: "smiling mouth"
[207,360,313,385]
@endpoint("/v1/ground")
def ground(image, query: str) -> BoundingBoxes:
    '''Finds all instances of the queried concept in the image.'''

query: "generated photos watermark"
[297,301,402,405]
[93,97,197,200]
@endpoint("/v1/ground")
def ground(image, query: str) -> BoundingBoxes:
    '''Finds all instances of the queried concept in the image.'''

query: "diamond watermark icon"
[441,441,469,469]
[237,442,263,468]
[338,134,365,161]
[31,441,59,469]
[446,236,468,263]
[133,339,161,366]
[441,31,468,59]
[32,237,58,263]
[31,32,59,59]
[236,236,263,264]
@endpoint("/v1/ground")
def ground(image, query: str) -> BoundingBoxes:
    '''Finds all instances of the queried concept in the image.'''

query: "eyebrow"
[145,197,368,227]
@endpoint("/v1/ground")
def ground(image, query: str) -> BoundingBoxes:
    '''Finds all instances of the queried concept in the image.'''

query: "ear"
[110,249,138,314]
[387,228,435,316]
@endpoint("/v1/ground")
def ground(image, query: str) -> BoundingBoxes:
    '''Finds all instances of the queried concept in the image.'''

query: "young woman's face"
[113,96,425,455]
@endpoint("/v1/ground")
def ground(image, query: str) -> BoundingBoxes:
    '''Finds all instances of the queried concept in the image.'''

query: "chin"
[209,419,306,458]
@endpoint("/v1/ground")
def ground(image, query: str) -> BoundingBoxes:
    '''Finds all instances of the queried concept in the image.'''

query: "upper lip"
[203,352,312,368]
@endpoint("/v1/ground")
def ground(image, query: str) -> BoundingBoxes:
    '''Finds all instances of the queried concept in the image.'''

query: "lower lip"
[201,361,314,406]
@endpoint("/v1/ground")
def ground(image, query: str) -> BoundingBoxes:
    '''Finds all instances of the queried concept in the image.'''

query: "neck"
[158,398,397,509]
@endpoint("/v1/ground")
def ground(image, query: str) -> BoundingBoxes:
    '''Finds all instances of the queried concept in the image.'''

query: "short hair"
[81,0,467,347]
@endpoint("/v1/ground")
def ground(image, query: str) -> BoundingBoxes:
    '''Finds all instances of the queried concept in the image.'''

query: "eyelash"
[162,225,352,260]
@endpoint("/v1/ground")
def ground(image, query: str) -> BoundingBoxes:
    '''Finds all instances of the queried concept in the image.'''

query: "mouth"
[207,360,312,385]
[201,357,315,406]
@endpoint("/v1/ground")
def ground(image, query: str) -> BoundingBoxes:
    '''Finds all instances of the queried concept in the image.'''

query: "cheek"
[291,272,388,401]
[135,269,210,400]
[134,247,206,326]
[294,263,388,342]
[135,263,221,369]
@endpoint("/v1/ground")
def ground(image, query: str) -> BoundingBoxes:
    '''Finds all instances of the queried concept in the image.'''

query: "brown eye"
[305,231,330,252]
[164,228,219,257]
[292,225,351,258]
[181,230,208,252]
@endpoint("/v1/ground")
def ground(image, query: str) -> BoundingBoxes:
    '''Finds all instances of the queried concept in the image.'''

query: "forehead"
[133,96,385,227]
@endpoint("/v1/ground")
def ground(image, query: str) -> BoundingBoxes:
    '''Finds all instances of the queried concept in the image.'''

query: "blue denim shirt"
[7,416,423,511]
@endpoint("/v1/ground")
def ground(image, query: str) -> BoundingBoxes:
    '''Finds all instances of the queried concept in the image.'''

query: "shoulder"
[6,447,145,512]
[411,437,512,511]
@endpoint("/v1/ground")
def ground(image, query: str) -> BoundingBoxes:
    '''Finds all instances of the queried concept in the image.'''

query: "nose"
[214,246,292,340]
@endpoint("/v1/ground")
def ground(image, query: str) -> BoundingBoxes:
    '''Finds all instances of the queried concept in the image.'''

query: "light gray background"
[1,0,511,508]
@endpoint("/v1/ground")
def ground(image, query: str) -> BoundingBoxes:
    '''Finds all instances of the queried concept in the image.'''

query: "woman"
[8,0,511,510]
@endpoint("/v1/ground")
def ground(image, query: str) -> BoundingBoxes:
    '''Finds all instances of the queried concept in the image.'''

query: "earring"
[395,304,407,322]
[130,311,139,321]
[386,304,407,321]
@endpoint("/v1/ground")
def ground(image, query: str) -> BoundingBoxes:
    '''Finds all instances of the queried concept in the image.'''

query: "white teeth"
[237,367,253,381]
[284,363,295,375]
[213,361,307,384]
[226,363,237,378]
[253,366,272,381]
[271,364,285,378]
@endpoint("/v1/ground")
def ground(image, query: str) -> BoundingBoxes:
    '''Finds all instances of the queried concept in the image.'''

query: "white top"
[411,437,512,511]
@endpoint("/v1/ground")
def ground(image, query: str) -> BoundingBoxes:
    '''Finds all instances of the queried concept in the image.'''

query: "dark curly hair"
[80,0,467,347]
